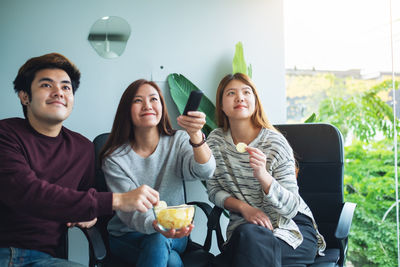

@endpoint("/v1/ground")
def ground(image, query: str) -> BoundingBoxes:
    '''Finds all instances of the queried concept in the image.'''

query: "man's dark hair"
[13,53,81,117]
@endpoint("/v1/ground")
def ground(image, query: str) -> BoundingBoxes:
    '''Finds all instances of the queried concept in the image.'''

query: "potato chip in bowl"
[153,201,195,231]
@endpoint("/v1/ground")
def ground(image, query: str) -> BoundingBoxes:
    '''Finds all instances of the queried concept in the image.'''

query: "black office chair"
[208,123,356,267]
[57,220,108,266]
[87,133,216,267]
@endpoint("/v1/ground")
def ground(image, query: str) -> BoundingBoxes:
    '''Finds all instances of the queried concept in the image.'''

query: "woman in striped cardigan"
[206,73,326,267]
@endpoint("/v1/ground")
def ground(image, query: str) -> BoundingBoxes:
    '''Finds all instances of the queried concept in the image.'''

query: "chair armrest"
[187,201,212,217]
[187,201,227,253]
[208,206,225,252]
[334,202,356,267]
[187,201,213,251]
[335,202,356,240]
[79,227,107,267]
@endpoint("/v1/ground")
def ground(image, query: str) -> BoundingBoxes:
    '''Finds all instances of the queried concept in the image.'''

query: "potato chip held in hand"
[236,142,247,153]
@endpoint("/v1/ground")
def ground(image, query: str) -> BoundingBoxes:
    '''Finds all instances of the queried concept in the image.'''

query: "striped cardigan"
[206,127,326,255]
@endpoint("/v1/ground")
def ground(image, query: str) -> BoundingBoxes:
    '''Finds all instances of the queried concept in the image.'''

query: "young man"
[0,53,159,266]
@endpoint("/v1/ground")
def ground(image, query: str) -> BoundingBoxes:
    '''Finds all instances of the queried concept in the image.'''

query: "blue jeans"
[0,247,85,267]
[109,232,188,267]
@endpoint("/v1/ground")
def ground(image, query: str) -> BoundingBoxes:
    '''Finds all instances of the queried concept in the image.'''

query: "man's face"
[19,68,74,127]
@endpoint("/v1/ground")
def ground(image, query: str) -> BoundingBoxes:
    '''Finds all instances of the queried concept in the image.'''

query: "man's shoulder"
[61,127,92,147]
[0,117,26,129]
[0,117,30,140]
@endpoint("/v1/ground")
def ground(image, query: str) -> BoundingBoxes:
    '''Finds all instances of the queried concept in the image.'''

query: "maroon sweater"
[0,118,113,256]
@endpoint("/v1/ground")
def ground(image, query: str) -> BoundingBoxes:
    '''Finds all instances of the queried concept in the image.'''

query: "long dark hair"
[100,79,175,163]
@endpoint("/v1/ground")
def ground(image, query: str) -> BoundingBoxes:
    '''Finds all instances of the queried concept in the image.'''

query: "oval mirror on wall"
[88,16,131,59]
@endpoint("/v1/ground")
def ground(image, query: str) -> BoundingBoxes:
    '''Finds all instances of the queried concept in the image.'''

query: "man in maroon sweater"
[0,53,159,266]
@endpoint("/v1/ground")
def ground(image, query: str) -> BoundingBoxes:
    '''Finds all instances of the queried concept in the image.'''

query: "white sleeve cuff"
[215,191,231,208]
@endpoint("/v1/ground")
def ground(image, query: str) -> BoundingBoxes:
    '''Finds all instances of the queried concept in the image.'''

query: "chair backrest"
[93,133,110,193]
[56,229,69,259]
[274,123,344,249]
[92,133,113,254]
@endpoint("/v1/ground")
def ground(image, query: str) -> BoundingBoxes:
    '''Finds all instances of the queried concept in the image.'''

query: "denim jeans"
[0,247,85,267]
[109,231,188,267]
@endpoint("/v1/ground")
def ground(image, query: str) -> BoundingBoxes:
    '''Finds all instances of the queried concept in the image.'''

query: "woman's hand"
[241,205,274,230]
[177,111,211,163]
[152,220,194,238]
[177,111,206,142]
[246,146,273,193]
[67,217,98,228]
[246,146,268,180]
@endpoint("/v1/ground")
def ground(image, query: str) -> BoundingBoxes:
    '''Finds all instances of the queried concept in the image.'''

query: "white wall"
[0,0,286,265]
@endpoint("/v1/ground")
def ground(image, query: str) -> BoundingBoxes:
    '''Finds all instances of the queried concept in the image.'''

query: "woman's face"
[221,79,256,122]
[131,84,162,129]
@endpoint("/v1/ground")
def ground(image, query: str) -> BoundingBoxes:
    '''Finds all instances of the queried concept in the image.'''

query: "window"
[284,1,400,266]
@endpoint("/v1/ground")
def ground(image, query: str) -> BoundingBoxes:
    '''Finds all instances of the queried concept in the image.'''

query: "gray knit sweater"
[206,128,326,255]
[103,130,216,236]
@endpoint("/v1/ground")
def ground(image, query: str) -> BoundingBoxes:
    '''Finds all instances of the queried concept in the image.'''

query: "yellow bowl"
[153,204,195,231]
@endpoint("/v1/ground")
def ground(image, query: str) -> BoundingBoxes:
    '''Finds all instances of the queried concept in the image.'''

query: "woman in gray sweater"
[206,73,325,267]
[100,79,215,267]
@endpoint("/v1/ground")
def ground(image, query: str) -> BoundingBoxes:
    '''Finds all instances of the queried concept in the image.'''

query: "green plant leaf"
[167,73,217,136]
[304,113,316,123]
[232,42,248,75]
[247,64,253,78]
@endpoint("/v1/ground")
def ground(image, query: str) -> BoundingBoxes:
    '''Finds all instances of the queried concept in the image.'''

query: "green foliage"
[232,41,252,78]
[313,79,400,266]
[316,80,399,142]
[285,72,396,123]
[167,73,217,136]
[344,139,398,267]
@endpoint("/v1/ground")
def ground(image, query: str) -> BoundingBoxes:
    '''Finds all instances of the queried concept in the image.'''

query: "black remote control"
[183,90,204,115]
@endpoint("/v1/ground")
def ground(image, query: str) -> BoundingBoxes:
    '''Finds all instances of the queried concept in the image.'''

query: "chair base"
[182,241,214,267]
[182,249,214,267]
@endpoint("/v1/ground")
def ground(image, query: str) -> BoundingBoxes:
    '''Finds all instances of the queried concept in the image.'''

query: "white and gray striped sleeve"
[263,134,301,219]
[206,130,232,208]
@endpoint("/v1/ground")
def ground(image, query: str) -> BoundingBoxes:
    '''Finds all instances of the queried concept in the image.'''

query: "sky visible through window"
[284,0,400,73]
